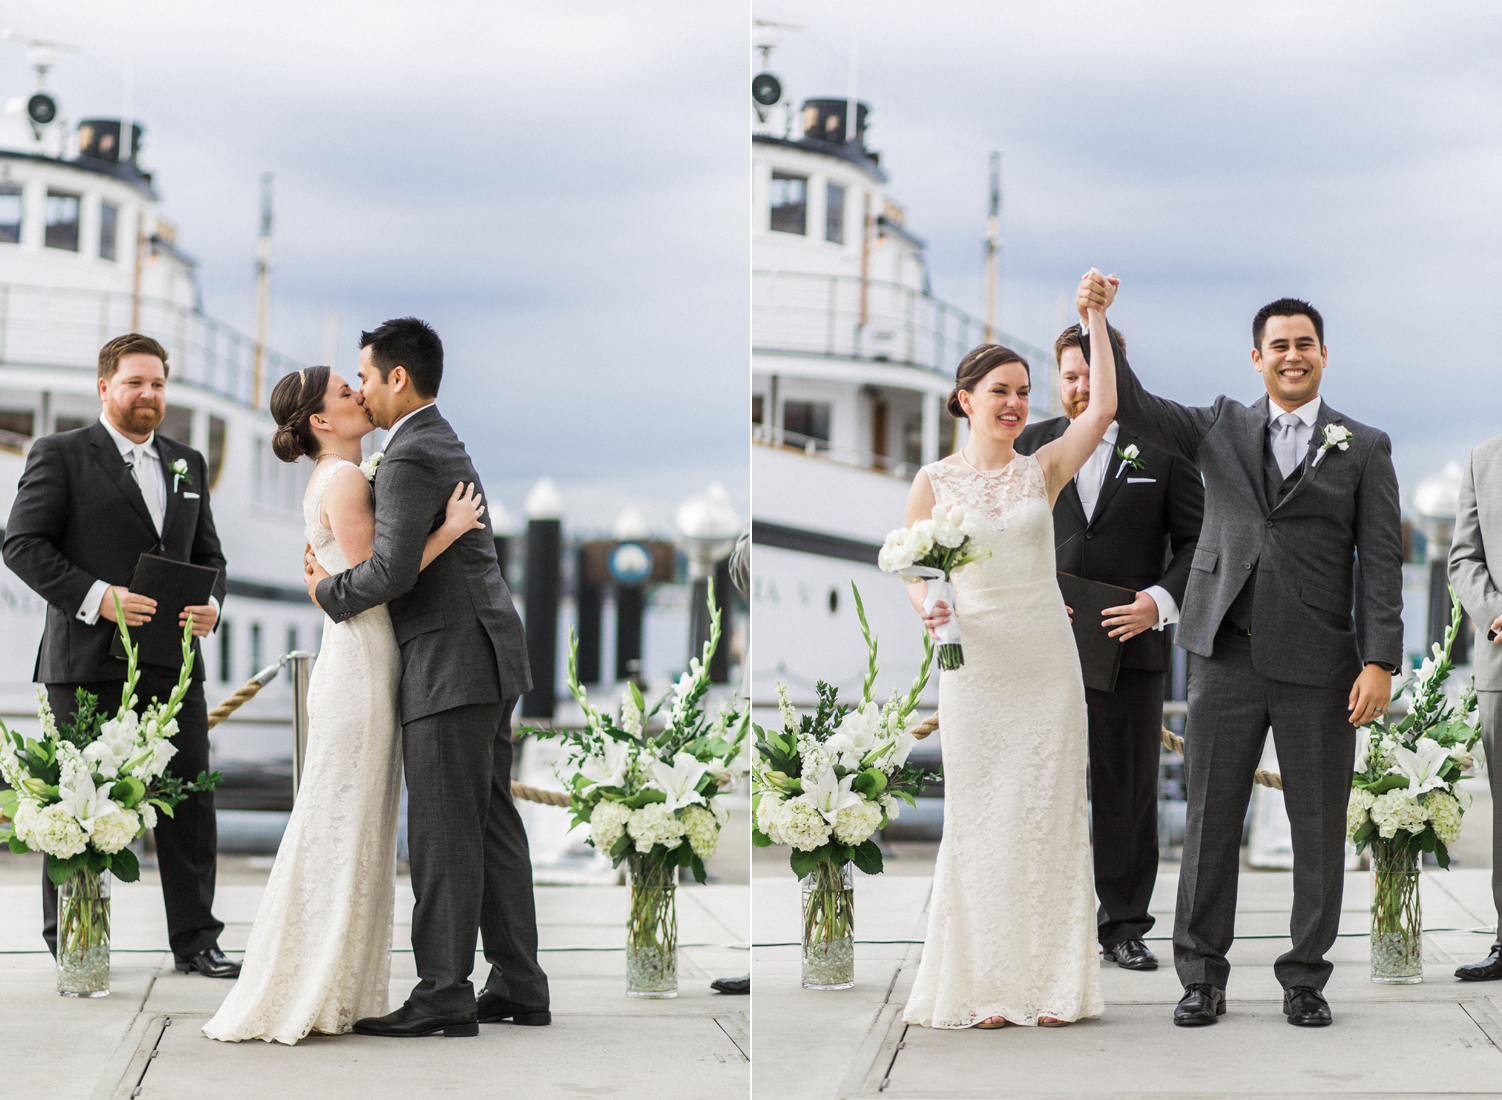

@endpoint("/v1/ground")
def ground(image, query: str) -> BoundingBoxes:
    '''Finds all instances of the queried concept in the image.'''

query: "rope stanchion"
[909,714,1285,790]
[510,782,572,808]
[206,658,289,729]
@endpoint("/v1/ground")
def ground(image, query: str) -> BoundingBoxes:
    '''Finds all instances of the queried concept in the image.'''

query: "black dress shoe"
[1173,984,1225,1026]
[175,947,241,979]
[1283,986,1332,1027]
[476,990,551,1025]
[1102,939,1158,970]
[353,1002,479,1038]
[1456,945,1502,981]
[711,974,750,994]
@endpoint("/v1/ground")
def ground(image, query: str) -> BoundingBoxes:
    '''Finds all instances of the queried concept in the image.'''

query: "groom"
[304,317,548,1037]
[1079,276,1403,1027]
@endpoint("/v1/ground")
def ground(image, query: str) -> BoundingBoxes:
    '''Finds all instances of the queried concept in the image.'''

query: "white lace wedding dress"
[902,453,1103,1028]
[203,458,404,1044]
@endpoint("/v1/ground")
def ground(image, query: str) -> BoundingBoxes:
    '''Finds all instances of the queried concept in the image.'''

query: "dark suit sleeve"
[1156,455,1204,606]
[2,436,98,614]
[191,450,228,611]
[315,450,440,623]
[1079,327,1217,465]
[1354,430,1404,668]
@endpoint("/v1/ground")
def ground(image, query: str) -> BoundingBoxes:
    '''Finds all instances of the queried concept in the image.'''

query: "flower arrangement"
[877,504,991,669]
[752,584,934,986]
[526,581,747,995]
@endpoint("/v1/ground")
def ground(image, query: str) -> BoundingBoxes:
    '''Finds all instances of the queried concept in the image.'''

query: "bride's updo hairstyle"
[946,344,1030,420]
[270,365,333,462]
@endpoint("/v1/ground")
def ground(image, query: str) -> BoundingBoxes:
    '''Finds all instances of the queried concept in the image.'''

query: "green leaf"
[8,834,29,854]
[689,854,708,885]
[751,827,772,848]
[110,845,141,883]
[149,798,176,819]
[609,833,631,860]
[788,847,823,879]
[46,854,86,886]
[850,839,884,876]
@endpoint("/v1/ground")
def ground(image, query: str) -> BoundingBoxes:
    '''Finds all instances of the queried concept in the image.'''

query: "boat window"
[770,171,808,235]
[0,184,20,244]
[782,400,830,450]
[825,182,846,244]
[0,410,34,438]
[250,622,262,673]
[44,190,81,252]
[752,395,764,426]
[219,620,233,682]
[208,416,227,488]
[158,405,193,446]
[99,202,119,261]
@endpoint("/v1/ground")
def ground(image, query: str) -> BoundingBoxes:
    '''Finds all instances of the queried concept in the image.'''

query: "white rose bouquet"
[877,503,991,669]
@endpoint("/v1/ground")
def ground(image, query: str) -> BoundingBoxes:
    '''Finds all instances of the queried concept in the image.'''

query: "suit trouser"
[1087,668,1164,947]
[1479,690,1502,937]
[41,672,223,960]
[403,698,549,1016]
[1174,632,1355,991]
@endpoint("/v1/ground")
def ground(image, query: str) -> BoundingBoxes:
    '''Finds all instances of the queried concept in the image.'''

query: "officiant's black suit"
[1015,416,1203,949]
[2,420,228,959]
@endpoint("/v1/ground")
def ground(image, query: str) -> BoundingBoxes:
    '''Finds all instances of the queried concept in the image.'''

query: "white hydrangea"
[1347,787,1376,841]
[16,801,88,859]
[627,803,684,852]
[681,804,720,859]
[589,799,631,851]
[90,809,140,854]
[1370,789,1428,839]
[1424,790,1464,843]
[882,793,903,822]
[764,798,831,851]
[833,798,883,845]
[134,738,177,780]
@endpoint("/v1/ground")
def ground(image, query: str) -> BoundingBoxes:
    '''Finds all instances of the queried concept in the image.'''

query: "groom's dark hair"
[1252,298,1323,351]
[360,317,443,398]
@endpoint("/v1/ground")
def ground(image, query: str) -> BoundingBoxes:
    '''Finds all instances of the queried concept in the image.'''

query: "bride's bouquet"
[877,504,990,670]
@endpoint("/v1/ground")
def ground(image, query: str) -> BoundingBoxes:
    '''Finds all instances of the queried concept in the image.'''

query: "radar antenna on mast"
[752,19,801,127]
[1,28,78,141]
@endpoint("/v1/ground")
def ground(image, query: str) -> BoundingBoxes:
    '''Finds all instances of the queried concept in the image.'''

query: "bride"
[204,366,485,1045]
[901,270,1119,1030]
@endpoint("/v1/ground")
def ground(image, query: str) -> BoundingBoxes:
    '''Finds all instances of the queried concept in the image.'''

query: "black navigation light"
[752,72,782,108]
[27,93,56,126]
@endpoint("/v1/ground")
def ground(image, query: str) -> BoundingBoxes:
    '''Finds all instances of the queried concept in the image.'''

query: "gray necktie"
[1272,413,1301,480]
[130,444,163,533]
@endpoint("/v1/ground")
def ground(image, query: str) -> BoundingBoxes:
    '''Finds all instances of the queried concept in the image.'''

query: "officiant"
[2,333,238,978]
[1014,322,1203,971]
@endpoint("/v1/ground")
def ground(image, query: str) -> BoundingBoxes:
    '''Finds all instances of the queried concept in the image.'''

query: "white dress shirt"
[77,413,219,626]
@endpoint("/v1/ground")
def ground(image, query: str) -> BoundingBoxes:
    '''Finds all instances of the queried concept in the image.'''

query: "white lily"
[1353,726,1375,773]
[649,751,710,813]
[798,767,862,824]
[1387,738,1452,797]
[56,776,119,834]
[581,739,633,790]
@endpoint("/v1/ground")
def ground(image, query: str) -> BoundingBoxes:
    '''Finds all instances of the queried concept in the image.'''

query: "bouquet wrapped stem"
[879,504,990,671]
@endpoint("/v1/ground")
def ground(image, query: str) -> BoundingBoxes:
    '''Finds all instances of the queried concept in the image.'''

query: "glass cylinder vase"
[1371,844,1422,984]
[801,861,854,990]
[57,868,111,997]
[625,856,677,998]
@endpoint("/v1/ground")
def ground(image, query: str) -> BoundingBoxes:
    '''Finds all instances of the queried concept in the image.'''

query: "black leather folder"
[1056,572,1132,693]
[108,554,221,669]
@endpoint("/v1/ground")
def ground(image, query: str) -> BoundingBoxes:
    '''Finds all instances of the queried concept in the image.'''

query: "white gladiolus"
[648,752,710,813]
[1353,726,1375,773]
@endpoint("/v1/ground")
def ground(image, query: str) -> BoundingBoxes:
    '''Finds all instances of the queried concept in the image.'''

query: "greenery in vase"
[752,584,934,879]
[625,853,677,987]
[525,579,749,886]
[0,596,220,887]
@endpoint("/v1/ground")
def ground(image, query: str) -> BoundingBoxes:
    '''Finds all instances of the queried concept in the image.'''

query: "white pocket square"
[184,492,200,499]
[1127,477,1156,484]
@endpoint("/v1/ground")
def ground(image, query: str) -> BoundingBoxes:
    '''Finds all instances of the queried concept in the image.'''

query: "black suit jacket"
[3,420,227,683]
[1015,416,1203,672]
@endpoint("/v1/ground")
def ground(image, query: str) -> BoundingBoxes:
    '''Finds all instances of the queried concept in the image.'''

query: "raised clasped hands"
[1075,268,1120,325]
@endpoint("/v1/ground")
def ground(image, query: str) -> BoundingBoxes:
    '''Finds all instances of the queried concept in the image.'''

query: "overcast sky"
[759,0,1502,505]
[1,0,747,534]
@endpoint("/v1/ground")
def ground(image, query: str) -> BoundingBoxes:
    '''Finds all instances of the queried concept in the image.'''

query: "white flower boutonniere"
[359,451,384,482]
[1315,424,1352,466]
[1115,443,1144,476]
[169,458,192,493]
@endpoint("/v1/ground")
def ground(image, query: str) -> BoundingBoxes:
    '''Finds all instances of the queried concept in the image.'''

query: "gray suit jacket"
[1088,333,1404,690]
[1449,433,1502,691]
[315,405,532,723]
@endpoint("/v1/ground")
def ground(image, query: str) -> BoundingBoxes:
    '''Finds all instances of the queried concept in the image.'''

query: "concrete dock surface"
[1,855,748,1100]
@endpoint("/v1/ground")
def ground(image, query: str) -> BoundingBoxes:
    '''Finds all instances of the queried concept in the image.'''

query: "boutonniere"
[1114,443,1145,476]
[359,451,383,482]
[1315,424,1352,466]
[169,458,192,493]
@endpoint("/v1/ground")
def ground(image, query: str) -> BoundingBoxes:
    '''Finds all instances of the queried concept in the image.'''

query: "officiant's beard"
[111,399,164,435]
[1064,394,1090,419]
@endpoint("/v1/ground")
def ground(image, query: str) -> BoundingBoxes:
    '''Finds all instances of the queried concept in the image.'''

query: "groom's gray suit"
[1449,434,1502,931]
[1084,331,1403,992]
[316,403,547,1016]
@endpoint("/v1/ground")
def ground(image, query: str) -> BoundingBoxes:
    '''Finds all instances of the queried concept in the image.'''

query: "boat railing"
[753,426,919,481]
[0,282,303,408]
[752,269,1053,377]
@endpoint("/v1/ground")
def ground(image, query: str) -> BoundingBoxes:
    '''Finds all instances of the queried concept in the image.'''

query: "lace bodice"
[303,458,357,575]
[923,454,1056,591]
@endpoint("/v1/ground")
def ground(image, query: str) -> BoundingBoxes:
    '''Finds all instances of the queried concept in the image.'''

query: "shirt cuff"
[77,579,112,626]
[1143,585,1178,630]
[209,595,220,617]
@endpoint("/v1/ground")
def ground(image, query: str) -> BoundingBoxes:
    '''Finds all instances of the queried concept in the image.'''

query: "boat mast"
[252,172,273,407]
[983,151,1001,343]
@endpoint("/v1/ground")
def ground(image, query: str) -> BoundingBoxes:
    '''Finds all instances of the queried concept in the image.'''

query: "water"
[802,936,855,990]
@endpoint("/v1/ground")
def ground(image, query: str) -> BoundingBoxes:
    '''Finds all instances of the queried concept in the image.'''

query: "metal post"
[615,584,645,685]
[709,558,732,683]
[522,517,562,718]
[576,545,603,685]
[287,651,314,801]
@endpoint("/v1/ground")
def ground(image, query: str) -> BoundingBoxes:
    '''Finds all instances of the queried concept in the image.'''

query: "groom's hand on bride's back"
[304,542,330,609]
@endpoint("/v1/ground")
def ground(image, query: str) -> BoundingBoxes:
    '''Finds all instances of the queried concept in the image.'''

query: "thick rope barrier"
[909,715,1284,791]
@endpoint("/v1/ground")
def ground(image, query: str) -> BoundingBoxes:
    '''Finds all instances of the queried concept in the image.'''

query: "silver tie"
[130,444,163,533]
[1272,413,1301,480]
